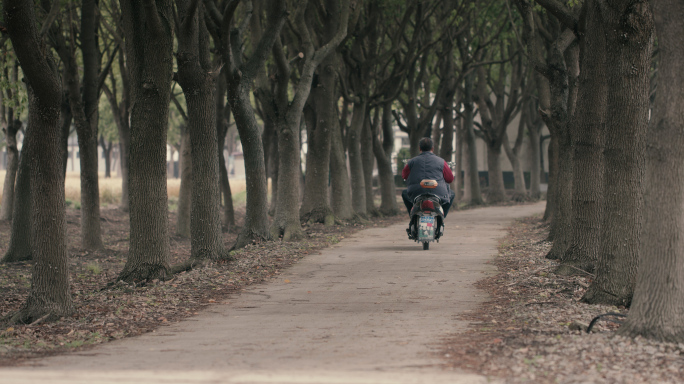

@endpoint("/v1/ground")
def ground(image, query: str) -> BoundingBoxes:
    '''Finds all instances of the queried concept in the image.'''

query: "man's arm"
[402,163,411,180]
[443,161,454,183]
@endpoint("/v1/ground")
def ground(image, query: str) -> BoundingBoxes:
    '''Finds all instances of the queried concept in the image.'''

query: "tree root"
[3,299,73,325]
[581,286,631,307]
[554,263,595,277]
[300,207,335,226]
[2,250,32,263]
[117,264,171,284]
[233,229,271,249]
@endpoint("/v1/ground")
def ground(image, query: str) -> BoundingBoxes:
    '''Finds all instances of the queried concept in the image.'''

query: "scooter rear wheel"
[422,241,429,250]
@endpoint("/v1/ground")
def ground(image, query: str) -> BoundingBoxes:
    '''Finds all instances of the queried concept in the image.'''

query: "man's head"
[419,137,434,152]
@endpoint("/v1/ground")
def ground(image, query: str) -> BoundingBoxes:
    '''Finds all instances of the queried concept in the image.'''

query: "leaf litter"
[440,216,684,383]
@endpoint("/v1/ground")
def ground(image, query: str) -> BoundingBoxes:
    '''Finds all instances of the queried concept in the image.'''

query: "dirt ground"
[0,205,404,365]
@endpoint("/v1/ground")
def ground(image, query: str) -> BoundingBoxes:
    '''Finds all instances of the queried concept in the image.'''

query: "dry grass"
[0,170,248,208]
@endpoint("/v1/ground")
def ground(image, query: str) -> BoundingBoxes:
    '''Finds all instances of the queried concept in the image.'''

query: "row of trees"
[513,0,684,343]
[2,0,683,344]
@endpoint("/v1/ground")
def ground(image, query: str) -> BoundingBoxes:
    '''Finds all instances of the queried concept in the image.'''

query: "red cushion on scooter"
[420,200,434,211]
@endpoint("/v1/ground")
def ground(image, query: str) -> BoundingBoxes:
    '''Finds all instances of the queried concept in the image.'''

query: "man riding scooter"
[401,138,455,238]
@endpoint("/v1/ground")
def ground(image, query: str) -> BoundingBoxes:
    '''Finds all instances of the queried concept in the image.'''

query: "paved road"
[3,202,545,384]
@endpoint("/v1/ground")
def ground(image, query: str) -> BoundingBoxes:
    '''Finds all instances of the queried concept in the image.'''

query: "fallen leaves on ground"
[441,216,684,384]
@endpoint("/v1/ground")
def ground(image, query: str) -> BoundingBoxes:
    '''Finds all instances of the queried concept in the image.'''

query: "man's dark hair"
[419,137,434,152]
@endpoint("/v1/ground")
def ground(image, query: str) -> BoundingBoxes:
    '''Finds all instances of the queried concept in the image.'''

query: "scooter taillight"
[420,200,435,211]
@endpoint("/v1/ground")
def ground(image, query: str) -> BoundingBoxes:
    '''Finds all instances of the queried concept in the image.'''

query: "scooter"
[406,179,445,250]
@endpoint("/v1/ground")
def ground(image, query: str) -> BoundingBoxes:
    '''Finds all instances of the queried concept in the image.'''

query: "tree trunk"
[463,73,483,205]
[347,100,367,215]
[557,0,608,275]
[300,57,335,225]
[361,113,376,215]
[453,116,463,204]
[216,74,234,231]
[228,81,271,247]
[545,123,572,259]
[176,124,191,238]
[176,0,226,260]
[2,131,31,263]
[620,0,684,342]
[583,0,653,306]
[4,0,73,321]
[543,39,578,260]
[485,145,506,203]
[432,111,442,156]
[330,108,354,220]
[1,119,20,221]
[527,118,542,200]
[271,121,303,241]
[373,103,398,216]
[503,135,528,201]
[60,88,72,177]
[100,137,113,178]
[76,0,104,251]
[503,102,529,202]
[117,0,173,282]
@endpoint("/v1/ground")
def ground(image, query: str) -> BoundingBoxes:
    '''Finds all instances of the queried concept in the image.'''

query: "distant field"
[0,170,248,208]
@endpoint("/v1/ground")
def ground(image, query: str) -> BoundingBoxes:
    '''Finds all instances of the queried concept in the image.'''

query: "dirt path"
[3,202,544,384]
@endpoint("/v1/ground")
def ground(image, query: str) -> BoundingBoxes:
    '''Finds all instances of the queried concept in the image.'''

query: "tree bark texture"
[1,119,20,221]
[117,0,173,282]
[216,74,234,230]
[176,125,191,238]
[4,0,73,321]
[59,88,72,177]
[361,114,376,215]
[2,129,31,263]
[221,0,286,248]
[558,0,607,275]
[176,0,226,260]
[485,146,506,202]
[300,59,335,225]
[583,0,654,306]
[503,112,529,201]
[228,82,271,247]
[620,0,684,342]
[330,110,354,220]
[52,0,104,251]
[463,73,483,205]
[78,0,104,250]
[542,40,578,260]
[373,103,398,216]
[347,100,367,215]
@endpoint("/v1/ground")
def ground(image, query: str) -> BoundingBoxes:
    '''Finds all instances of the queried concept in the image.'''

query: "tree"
[582,0,654,306]
[0,56,21,221]
[50,0,105,250]
[266,0,349,240]
[170,92,191,238]
[298,0,349,225]
[100,0,131,211]
[554,0,606,274]
[117,0,174,282]
[329,100,354,219]
[4,0,73,322]
[515,0,579,260]
[473,41,524,203]
[371,103,399,215]
[215,70,235,230]
[175,0,227,260]
[619,0,684,343]
[206,0,287,248]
